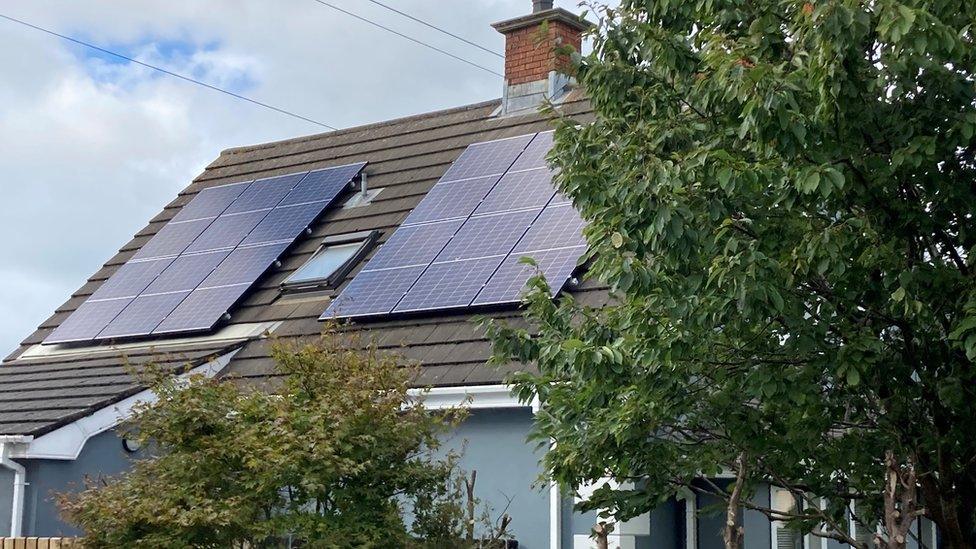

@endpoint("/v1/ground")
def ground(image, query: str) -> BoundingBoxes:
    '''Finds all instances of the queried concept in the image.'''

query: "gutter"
[0,436,32,537]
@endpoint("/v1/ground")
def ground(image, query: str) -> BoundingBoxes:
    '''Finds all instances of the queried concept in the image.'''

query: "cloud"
[0,0,593,354]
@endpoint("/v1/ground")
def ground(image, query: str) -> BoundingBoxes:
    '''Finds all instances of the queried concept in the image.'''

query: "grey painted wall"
[0,467,12,535]
[22,428,144,537]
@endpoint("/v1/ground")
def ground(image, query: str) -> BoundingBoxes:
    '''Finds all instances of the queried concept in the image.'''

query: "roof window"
[282,230,378,293]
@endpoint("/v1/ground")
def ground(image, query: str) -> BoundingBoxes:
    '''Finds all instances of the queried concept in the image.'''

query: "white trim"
[10,349,240,460]
[677,488,697,549]
[550,480,561,549]
[408,384,525,410]
[0,438,30,537]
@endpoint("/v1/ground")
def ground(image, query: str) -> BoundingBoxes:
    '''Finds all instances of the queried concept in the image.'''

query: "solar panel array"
[45,162,366,344]
[322,131,587,320]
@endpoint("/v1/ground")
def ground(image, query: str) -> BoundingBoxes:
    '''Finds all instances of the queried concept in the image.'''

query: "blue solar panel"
[143,250,230,294]
[44,298,133,343]
[170,181,252,222]
[152,284,249,335]
[320,266,425,319]
[401,175,501,226]
[279,163,365,206]
[472,168,555,216]
[439,135,533,183]
[183,210,270,254]
[45,162,367,344]
[200,241,290,288]
[364,219,464,270]
[472,245,586,305]
[435,209,540,262]
[508,130,554,172]
[323,131,587,320]
[240,201,324,246]
[132,218,213,260]
[223,173,307,215]
[512,204,586,253]
[393,256,504,313]
[88,258,174,300]
[97,291,191,338]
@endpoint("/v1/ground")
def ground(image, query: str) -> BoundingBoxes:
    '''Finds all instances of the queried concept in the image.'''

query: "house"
[0,2,941,548]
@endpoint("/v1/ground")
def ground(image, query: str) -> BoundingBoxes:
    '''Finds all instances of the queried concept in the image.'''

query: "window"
[281,231,378,292]
[771,486,804,549]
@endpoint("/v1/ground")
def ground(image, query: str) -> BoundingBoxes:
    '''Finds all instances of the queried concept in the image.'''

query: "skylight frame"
[280,230,379,293]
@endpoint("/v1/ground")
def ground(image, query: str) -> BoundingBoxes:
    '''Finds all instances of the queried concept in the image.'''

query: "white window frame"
[770,486,805,549]
[677,488,697,549]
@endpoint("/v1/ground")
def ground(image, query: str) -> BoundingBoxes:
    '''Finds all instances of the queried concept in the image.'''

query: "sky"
[0,0,598,355]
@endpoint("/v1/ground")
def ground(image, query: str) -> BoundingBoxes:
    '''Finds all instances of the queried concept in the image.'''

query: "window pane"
[288,241,362,283]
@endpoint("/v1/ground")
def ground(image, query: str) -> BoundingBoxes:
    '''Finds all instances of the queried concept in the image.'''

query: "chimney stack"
[492,1,591,115]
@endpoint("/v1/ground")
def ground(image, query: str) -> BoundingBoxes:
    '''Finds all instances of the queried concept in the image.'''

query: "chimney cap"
[533,0,553,12]
[491,7,593,34]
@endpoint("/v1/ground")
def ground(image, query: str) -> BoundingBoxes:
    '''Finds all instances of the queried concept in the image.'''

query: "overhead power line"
[364,0,503,59]
[309,0,503,78]
[0,12,338,130]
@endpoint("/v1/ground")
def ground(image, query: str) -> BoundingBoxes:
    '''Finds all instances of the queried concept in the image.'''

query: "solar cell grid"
[143,250,230,294]
[508,130,554,172]
[472,245,586,305]
[473,168,555,216]
[44,298,133,343]
[132,218,213,260]
[401,175,500,226]
[439,135,533,183]
[171,181,252,222]
[513,204,586,253]
[97,291,191,338]
[435,209,540,262]
[364,219,463,270]
[240,201,325,246]
[223,173,305,215]
[280,162,365,206]
[320,266,426,319]
[200,241,290,288]
[184,210,270,254]
[393,256,504,313]
[88,258,174,300]
[152,284,249,335]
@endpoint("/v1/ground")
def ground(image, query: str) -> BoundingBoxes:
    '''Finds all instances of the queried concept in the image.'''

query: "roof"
[0,95,604,437]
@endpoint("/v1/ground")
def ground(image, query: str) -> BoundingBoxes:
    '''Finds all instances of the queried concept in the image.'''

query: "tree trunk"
[465,471,477,542]
[593,521,609,549]
[723,453,747,549]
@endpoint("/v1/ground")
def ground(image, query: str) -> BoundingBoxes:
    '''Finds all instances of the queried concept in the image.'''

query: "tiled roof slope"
[1,96,604,436]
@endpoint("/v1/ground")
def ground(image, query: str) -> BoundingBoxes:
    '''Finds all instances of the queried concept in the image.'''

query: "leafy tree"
[59,331,499,548]
[487,0,975,547]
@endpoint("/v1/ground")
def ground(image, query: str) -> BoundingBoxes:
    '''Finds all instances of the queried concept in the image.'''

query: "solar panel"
[97,291,191,338]
[322,131,587,320]
[171,181,251,222]
[512,204,586,253]
[393,257,504,313]
[131,218,212,260]
[321,266,426,319]
[472,169,555,216]
[365,219,464,270]
[152,284,249,335]
[435,209,540,261]
[401,175,501,226]
[143,250,231,294]
[280,163,366,206]
[45,162,367,344]
[472,245,586,305]
[439,135,533,183]
[88,258,174,300]
[222,173,305,215]
[200,241,290,288]
[44,298,133,343]
[508,130,554,172]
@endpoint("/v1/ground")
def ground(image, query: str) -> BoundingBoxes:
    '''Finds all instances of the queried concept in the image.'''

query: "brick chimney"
[492,1,591,115]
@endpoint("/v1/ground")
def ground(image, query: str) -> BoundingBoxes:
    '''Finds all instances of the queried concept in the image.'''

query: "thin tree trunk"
[593,521,609,549]
[465,471,477,542]
[723,452,747,549]
[880,451,920,549]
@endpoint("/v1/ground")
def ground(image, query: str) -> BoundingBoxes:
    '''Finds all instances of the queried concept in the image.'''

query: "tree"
[486,0,975,547]
[60,331,506,548]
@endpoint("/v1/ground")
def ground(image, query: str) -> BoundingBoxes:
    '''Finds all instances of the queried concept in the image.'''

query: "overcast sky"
[0,0,600,355]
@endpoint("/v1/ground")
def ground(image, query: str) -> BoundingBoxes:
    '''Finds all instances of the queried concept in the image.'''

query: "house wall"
[0,467,12,535]
[21,428,143,537]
